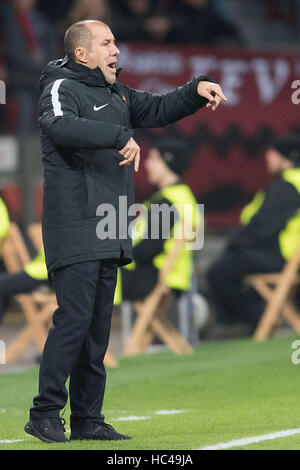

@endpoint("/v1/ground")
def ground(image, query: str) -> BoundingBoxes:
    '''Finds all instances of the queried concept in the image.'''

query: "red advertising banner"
[118,43,300,227]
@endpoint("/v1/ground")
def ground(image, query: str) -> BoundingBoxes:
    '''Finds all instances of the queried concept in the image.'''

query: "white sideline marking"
[0,439,23,444]
[155,410,187,415]
[116,416,149,421]
[199,427,300,450]
[114,409,188,421]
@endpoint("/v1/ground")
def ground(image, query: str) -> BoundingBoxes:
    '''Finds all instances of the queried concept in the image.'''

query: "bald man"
[25,20,227,443]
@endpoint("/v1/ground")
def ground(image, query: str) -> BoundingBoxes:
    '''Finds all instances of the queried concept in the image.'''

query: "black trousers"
[206,247,285,327]
[30,260,118,425]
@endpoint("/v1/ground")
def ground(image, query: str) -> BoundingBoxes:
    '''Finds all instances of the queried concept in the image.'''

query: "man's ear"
[74,47,89,64]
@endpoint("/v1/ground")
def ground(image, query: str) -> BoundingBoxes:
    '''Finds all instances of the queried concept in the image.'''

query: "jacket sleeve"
[39,79,133,150]
[228,179,300,250]
[126,75,214,128]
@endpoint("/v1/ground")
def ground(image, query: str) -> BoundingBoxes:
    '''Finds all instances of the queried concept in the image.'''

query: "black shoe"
[24,417,69,443]
[70,420,132,441]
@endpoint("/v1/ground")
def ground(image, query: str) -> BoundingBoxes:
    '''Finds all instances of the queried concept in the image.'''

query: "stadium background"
[1,0,300,451]
[0,0,299,336]
[1,0,300,228]
[1,0,299,328]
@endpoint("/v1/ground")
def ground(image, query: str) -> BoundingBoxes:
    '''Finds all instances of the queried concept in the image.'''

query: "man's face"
[84,23,120,84]
[265,148,292,175]
[144,148,170,185]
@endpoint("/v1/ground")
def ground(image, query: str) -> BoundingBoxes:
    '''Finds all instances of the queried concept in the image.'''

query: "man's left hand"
[119,137,140,172]
[197,81,228,111]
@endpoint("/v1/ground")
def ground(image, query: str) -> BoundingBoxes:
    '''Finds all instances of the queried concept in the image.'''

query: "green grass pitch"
[0,334,300,450]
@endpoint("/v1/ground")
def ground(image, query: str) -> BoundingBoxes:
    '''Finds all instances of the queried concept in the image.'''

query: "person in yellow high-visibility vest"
[0,196,50,322]
[0,246,50,323]
[114,138,203,315]
[0,195,11,319]
[0,197,10,244]
[206,137,300,339]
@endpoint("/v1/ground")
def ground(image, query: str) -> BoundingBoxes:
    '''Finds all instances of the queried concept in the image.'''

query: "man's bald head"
[63,20,120,83]
[64,20,107,61]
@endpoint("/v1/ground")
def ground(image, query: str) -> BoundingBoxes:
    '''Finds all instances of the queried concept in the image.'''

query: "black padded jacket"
[39,55,212,274]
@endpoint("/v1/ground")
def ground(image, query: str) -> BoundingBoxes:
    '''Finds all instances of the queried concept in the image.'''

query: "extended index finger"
[211,85,227,102]
[134,151,140,172]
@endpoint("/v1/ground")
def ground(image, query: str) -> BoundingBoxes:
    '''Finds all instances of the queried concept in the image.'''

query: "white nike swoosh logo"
[93,103,109,111]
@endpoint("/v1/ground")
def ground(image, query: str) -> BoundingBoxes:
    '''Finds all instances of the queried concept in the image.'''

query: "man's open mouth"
[108,63,117,72]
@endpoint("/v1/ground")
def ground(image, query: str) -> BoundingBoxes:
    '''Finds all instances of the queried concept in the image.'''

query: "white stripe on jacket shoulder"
[50,78,65,117]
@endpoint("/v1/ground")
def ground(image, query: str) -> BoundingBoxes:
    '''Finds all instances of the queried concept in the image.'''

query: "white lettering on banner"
[219,59,249,105]
[251,58,290,104]
[189,56,290,105]
[118,45,184,75]
[138,77,175,95]
[188,56,218,77]
[119,44,292,106]
[291,80,300,104]
[188,57,249,105]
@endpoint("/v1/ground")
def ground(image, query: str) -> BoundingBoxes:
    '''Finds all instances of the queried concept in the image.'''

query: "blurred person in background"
[0,196,10,253]
[36,0,74,25]
[2,0,55,134]
[263,0,298,45]
[212,0,299,48]
[114,137,207,332]
[0,195,10,318]
[206,137,300,339]
[36,0,75,56]
[0,194,50,323]
[111,0,174,43]
[114,138,200,301]
[66,0,113,27]
[0,248,50,324]
[168,0,242,46]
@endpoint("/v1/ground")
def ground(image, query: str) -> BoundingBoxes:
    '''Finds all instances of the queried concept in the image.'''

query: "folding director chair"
[2,222,53,362]
[123,234,194,356]
[244,240,300,341]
